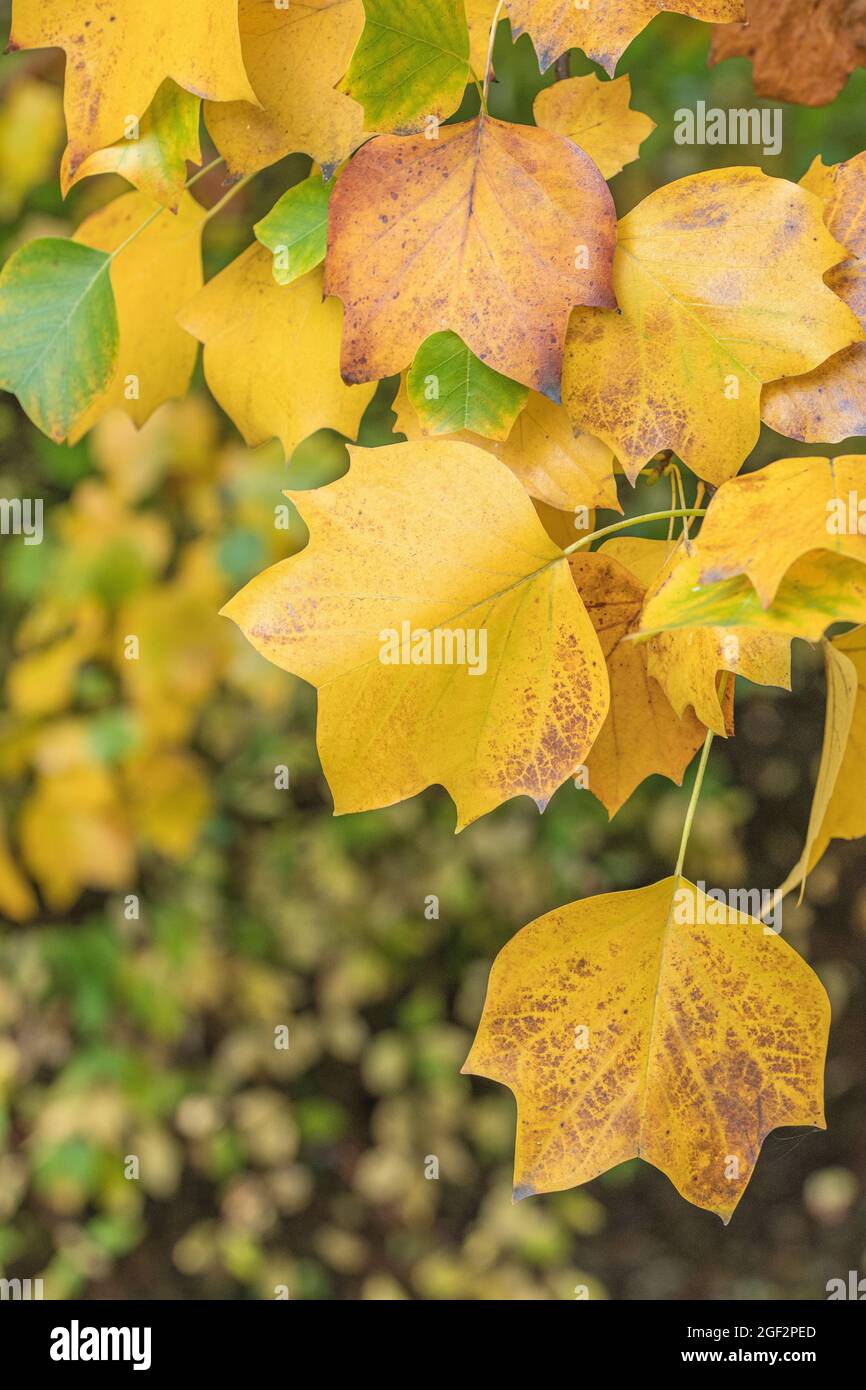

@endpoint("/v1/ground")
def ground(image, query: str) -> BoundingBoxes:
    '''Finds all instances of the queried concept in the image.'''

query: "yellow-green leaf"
[62,79,202,213]
[222,440,610,829]
[338,0,471,133]
[0,237,118,441]
[254,173,335,287]
[464,876,829,1220]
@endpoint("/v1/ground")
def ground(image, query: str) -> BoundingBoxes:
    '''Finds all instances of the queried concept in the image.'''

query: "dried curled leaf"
[464,877,830,1220]
[763,153,866,444]
[205,0,366,178]
[710,0,866,107]
[564,169,862,486]
[533,73,656,180]
[178,250,376,459]
[391,376,619,514]
[223,440,610,829]
[10,0,255,173]
[778,632,866,899]
[325,114,617,398]
[506,0,745,75]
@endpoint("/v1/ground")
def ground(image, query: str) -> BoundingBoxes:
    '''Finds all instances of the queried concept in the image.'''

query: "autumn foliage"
[2,0,866,1227]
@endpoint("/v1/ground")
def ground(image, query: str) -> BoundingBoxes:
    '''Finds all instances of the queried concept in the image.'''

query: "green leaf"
[338,0,472,134]
[0,238,119,442]
[254,174,335,287]
[407,331,528,440]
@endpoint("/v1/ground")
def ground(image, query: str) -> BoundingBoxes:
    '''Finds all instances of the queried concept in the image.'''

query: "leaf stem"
[106,156,226,263]
[201,171,255,225]
[562,507,707,558]
[673,671,730,882]
[482,0,505,107]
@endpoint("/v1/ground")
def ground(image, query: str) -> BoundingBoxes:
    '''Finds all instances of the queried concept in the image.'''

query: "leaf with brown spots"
[763,153,866,444]
[563,169,862,485]
[9,0,256,175]
[222,439,610,829]
[464,877,830,1220]
[324,114,617,399]
[505,0,745,75]
[710,0,866,107]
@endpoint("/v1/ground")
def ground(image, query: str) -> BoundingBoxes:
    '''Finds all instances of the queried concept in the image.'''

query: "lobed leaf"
[325,114,616,398]
[464,876,830,1220]
[205,0,366,178]
[564,170,862,486]
[179,249,376,459]
[10,0,255,172]
[533,73,656,180]
[222,440,610,830]
[710,0,866,107]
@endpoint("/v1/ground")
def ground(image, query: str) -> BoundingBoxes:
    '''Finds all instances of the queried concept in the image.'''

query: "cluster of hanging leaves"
[2,0,866,1221]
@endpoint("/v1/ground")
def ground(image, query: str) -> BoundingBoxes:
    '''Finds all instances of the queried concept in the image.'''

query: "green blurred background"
[0,9,865,1300]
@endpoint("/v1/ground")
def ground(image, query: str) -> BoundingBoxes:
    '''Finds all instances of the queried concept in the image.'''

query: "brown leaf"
[324,115,616,399]
[710,0,866,107]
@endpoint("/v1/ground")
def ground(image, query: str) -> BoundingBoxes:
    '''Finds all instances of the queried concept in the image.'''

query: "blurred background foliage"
[0,7,865,1300]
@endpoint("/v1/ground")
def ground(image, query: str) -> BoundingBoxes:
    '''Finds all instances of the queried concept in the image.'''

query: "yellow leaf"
[70,191,204,441]
[608,537,793,737]
[10,0,256,172]
[179,250,375,458]
[20,766,134,910]
[0,815,37,922]
[664,456,866,608]
[0,76,64,220]
[324,114,616,397]
[570,540,709,816]
[504,0,745,75]
[533,73,655,180]
[7,607,103,717]
[763,152,866,444]
[563,169,862,485]
[391,375,619,513]
[778,632,864,898]
[125,750,211,858]
[223,440,610,829]
[464,876,829,1220]
[205,0,366,177]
